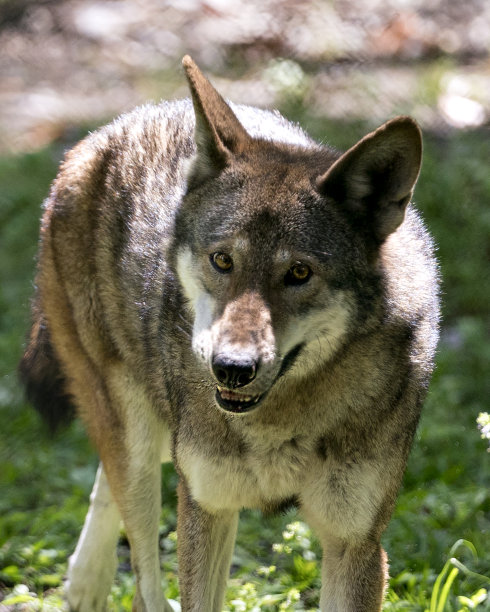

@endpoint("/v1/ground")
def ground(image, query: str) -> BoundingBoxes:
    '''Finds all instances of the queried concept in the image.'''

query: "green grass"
[0,123,489,610]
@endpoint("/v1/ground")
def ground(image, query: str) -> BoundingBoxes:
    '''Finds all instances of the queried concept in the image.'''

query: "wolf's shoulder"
[381,206,440,358]
[55,98,317,190]
[111,98,315,150]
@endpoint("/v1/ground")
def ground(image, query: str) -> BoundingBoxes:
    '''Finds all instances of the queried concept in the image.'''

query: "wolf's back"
[19,299,76,432]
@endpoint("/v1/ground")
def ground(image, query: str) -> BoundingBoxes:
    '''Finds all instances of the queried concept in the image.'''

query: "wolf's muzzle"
[212,354,257,389]
[212,354,263,414]
[211,344,305,414]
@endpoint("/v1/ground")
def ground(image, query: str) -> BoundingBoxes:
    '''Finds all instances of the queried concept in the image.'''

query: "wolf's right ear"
[182,56,252,185]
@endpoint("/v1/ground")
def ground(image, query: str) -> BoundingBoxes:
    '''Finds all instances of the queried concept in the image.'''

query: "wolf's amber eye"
[285,263,312,286]
[211,252,233,273]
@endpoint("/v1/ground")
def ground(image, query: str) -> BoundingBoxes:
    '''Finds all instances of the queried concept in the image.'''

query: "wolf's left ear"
[182,56,252,185]
[316,117,422,241]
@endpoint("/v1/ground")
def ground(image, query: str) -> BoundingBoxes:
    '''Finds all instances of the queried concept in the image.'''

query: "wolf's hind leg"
[65,463,121,612]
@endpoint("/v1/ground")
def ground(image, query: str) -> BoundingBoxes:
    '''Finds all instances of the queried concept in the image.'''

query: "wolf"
[19,55,439,611]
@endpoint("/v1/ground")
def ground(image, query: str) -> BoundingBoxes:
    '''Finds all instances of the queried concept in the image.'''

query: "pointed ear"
[316,117,422,241]
[182,55,252,184]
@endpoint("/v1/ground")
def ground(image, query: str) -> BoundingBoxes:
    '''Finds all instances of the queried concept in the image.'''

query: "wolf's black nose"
[212,354,257,388]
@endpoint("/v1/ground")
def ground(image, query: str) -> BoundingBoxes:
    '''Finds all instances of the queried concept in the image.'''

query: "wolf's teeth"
[217,387,257,403]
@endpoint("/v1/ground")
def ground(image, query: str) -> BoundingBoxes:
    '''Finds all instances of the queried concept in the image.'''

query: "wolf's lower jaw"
[215,386,266,413]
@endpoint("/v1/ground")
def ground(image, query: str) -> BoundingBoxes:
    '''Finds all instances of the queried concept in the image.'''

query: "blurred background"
[1,0,489,153]
[0,1,489,610]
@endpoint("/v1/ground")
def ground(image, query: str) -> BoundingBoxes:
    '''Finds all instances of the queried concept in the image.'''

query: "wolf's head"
[175,56,422,415]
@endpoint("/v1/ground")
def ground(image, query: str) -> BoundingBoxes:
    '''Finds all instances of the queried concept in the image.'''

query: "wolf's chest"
[176,434,313,512]
[176,424,386,541]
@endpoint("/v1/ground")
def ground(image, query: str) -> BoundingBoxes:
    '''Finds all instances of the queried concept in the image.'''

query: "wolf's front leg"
[319,534,388,612]
[176,480,239,612]
[100,429,175,612]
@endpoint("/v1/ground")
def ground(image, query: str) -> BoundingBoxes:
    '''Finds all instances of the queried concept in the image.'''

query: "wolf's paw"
[64,581,110,612]
[65,551,117,612]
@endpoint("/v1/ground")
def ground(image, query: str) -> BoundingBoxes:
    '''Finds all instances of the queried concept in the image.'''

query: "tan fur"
[19,56,439,611]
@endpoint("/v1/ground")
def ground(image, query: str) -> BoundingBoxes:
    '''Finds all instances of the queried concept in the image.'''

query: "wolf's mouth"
[215,386,265,414]
[213,344,304,414]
